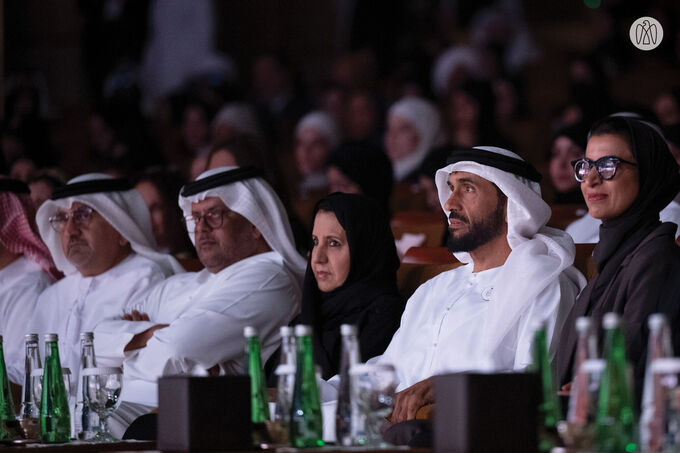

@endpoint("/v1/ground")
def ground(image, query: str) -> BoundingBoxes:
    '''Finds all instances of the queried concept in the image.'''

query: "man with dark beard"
[367,147,585,424]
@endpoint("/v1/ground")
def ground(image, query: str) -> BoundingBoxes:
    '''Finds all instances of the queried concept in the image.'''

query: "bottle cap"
[280,326,292,337]
[25,333,39,342]
[43,333,58,342]
[243,326,257,338]
[602,313,620,329]
[340,324,357,336]
[295,324,312,336]
[80,332,94,341]
[648,313,668,331]
[575,317,591,332]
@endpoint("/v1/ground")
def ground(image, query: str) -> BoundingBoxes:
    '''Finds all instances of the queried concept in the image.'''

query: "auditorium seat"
[547,204,588,230]
[574,243,596,281]
[391,211,447,248]
[397,261,462,300]
[402,246,456,265]
[391,181,428,211]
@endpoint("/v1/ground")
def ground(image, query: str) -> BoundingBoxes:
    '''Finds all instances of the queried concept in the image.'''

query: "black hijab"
[327,142,393,210]
[298,192,404,378]
[589,116,680,305]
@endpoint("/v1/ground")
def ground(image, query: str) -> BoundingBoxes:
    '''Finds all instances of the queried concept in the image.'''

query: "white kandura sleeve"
[2,284,46,384]
[512,272,580,370]
[93,273,168,366]
[123,269,298,384]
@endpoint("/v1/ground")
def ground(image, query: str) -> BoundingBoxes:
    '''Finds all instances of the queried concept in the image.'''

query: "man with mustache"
[372,147,586,427]
[28,174,183,386]
[94,166,305,435]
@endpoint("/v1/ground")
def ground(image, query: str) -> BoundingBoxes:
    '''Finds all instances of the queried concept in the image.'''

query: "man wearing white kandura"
[367,146,586,428]
[95,166,305,435]
[28,174,182,382]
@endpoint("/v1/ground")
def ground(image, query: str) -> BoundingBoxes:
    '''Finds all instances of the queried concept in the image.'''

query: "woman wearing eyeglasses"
[554,115,680,410]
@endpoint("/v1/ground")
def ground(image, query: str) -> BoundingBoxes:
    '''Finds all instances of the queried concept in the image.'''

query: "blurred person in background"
[443,78,511,149]
[548,122,588,204]
[28,168,67,209]
[135,168,195,258]
[653,88,680,126]
[294,111,341,196]
[326,141,393,211]
[384,96,442,183]
[342,89,384,145]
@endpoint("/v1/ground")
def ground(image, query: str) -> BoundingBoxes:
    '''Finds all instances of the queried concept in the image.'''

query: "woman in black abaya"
[555,116,680,409]
[298,192,405,379]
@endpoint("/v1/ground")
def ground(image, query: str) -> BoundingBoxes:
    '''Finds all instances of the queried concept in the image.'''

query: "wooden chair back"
[574,243,597,281]
[397,247,461,299]
[391,211,446,248]
[547,204,588,230]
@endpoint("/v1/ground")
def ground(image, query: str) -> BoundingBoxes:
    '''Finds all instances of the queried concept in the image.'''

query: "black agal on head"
[0,178,30,194]
[180,167,263,197]
[51,178,133,200]
[446,148,543,183]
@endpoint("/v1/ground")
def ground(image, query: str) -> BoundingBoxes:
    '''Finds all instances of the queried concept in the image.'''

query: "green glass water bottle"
[244,326,270,423]
[530,321,562,451]
[289,325,324,447]
[0,335,17,440]
[39,333,71,443]
[596,313,636,453]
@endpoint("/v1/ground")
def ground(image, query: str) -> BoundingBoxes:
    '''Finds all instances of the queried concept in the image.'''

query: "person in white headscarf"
[27,174,183,387]
[384,96,443,182]
[94,166,305,435]
[372,146,585,423]
[211,102,263,143]
[431,46,484,98]
[295,110,341,196]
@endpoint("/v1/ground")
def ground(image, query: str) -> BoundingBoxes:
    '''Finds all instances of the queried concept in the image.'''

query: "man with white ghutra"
[94,166,305,436]
[357,147,586,443]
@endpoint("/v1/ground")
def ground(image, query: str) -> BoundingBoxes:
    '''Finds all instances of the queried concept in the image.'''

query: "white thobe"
[566,199,680,243]
[28,253,168,385]
[374,263,578,392]
[0,257,53,384]
[94,251,300,407]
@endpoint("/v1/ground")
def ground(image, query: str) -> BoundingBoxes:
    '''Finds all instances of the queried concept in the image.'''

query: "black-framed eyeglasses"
[184,208,230,232]
[571,156,638,182]
[48,206,95,232]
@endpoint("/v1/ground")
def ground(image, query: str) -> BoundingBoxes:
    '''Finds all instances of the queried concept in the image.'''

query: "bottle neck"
[44,341,60,362]
[340,334,360,371]
[297,335,316,377]
[25,343,41,370]
[81,342,96,369]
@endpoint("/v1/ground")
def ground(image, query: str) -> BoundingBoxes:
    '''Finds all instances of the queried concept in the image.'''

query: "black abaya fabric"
[298,192,405,379]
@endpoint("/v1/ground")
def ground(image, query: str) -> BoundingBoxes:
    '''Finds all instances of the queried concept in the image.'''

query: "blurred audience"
[384,96,442,182]
[548,122,588,204]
